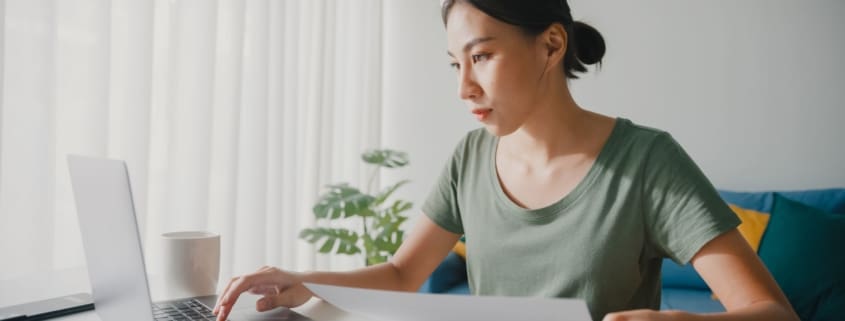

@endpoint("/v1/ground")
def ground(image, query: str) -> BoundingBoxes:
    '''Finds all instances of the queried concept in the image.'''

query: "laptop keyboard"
[153,299,219,321]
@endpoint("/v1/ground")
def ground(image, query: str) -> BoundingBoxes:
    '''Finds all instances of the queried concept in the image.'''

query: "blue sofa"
[419,188,845,316]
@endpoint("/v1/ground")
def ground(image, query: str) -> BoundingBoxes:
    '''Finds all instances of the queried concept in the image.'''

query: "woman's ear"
[543,23,567,67]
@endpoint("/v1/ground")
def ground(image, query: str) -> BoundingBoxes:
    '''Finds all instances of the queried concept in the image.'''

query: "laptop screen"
[68,155,155,321]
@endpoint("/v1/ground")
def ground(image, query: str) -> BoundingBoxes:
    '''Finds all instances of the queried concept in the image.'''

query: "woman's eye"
[449,62,460,70]
[471,53,489,63]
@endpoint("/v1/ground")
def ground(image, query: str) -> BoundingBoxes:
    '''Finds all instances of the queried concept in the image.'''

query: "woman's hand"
[602,309,687,321]
[212,266,314,321]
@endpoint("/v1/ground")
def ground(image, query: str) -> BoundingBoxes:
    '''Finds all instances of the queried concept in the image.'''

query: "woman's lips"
[471,108,492,121]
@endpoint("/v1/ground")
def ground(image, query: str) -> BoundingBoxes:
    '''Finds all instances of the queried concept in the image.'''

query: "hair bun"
[572,21,605,66]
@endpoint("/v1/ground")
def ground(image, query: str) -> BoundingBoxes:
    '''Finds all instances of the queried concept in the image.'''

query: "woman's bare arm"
[300,214,462,292]
[214,214,461,321]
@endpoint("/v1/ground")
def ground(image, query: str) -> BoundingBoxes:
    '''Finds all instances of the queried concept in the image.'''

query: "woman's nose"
[458,68,482,100]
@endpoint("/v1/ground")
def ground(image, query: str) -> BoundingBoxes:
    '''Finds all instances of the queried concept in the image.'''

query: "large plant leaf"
[367,254,388,265]
[388,199,413,217]
[373,180,410,206]
[312,184,376,219]
[373,231,403,255]
[362,233,395,265]
[362,234,376,256]
[301,148,414,266]
[374,200,411,240]
[299,228,361,254]
[374,212,407,234]
[378,200,412,222]
[361,149,409,168]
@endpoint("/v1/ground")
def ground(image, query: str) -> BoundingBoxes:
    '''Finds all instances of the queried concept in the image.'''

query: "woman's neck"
[500,86,603,164]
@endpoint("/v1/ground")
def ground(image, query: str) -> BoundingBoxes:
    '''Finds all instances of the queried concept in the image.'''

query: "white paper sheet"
[303,283,592,321]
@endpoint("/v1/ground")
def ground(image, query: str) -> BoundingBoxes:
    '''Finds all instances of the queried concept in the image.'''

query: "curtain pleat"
[0,0,58,279]
[263,0,285,270]
[53,0,112,275]
[207,0,246,282]
[232,0,270,275]
[108,0,153,245]
[280,0,303,272]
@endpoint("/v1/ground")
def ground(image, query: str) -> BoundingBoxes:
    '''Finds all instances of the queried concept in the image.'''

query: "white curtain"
[0,0,383,283]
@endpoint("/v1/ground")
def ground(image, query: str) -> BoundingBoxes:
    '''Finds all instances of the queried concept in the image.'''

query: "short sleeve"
[422,135,468,235]
[642,133,740,265]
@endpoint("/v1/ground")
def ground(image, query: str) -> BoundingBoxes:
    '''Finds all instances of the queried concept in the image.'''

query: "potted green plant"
[299,149,412,266]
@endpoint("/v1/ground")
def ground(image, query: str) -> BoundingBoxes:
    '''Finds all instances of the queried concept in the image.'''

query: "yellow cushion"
[452,240,466,259]
[729,204,771,252]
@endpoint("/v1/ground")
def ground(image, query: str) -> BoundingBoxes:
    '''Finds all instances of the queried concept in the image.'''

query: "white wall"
[381,1,845,216]
[381,0,476,215]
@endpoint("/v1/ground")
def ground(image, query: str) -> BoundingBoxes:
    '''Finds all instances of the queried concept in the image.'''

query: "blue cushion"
[418,252,467,293]
[719,188,845,214]
[661,258,708,290]
[442,282,470,295]
[660,288,725,313]
[758,194,845,321]
[662,188,845,293]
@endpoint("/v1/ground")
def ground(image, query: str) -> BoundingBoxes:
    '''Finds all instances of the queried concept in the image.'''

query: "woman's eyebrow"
[447,36,496,57]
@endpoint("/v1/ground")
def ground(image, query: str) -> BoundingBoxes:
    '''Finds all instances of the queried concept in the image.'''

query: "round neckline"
[487,118,626,222]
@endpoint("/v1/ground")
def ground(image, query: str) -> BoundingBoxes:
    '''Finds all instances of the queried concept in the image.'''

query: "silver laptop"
[67,155,311,321]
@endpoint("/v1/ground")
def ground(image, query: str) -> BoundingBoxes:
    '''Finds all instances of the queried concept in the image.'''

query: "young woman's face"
[446,2,549,136]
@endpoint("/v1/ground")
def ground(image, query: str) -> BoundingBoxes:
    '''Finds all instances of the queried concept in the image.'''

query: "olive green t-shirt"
[422,118,740,321]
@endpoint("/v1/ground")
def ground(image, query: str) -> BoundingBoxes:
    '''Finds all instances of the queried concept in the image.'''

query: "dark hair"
[441,0,605,79]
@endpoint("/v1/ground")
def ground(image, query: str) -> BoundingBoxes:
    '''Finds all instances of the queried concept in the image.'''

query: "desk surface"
[0,268,371,321]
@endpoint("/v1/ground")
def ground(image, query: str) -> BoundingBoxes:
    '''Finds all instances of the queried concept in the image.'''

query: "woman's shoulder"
[466,127,493,140]
[453,127,496,151]
[613,118,678,150]
[616,118,669,139]
[439,128,496,166]
[599,118,692,172]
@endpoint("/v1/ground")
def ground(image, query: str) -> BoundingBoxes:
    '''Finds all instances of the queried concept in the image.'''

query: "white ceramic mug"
[161,231,220,298]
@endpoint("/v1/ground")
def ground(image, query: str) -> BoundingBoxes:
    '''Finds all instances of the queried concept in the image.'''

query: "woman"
[214,1,799,320]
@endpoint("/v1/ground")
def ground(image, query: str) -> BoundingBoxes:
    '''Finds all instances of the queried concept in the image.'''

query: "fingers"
[213,276,257,319]
[213,266,293,321]
[248,284,280,296]
[213,277,238,314]
[255,284,314,312]
[214,304,229,321]
[214,266,272,314]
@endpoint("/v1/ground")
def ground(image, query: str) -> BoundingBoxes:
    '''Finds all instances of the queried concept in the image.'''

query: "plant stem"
[366,165,379,195]
[362,165,379,263]
[361,215,369,259]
